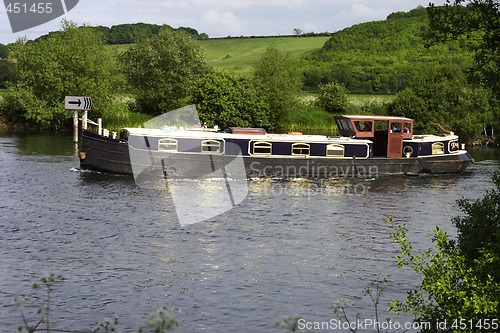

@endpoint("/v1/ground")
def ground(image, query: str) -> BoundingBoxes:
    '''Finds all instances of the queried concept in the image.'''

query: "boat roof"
[122,127,372,143]
[337,115,414,122]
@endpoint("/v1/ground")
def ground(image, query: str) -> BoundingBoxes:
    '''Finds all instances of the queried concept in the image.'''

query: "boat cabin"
[334,115,414,158]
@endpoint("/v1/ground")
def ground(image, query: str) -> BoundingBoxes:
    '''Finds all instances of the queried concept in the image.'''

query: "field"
[109,36,329,76]
[199,36,329,75]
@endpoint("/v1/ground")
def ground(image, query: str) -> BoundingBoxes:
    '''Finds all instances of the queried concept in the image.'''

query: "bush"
[190,71,269,129]
[316,82,349,114]
[390,169,500,332]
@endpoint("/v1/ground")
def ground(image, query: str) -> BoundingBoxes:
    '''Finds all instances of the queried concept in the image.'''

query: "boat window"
[253,142,272,155]
[326,144,345,157]
[291,143,310,156]
[158,138,178,152]
[339,119,353,131]
[354,121,373,132]
[390,122,403,133]
[432,142,445,155]
[403,122,412,134]
[201,140,222,153]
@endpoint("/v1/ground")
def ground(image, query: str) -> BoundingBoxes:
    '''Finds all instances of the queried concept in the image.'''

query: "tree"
[190,71,269,129]
[453,171,500,280]
[389,169,500,332]
[0,43,8,58]
[316,82,349,114]
[427,1,500,93]
[121,28,209,115]
[252,46,301,131]
[5,20,125,128]
[388,63,493,141]
[0,59,17,88]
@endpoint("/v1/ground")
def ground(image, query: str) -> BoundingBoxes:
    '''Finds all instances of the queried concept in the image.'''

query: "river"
[0,133,498,332]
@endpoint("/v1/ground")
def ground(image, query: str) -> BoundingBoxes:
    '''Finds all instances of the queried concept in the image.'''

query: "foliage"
[426,0,500,138]
[388,63,494,141]
[304,6,472,94]
[120,28,209,115]
[427,0,500,94]
[316,82,349,114]
[0,58,17,88]
[14,273,65,333]
[0,88,59,126]
[0,43,9,58]
[35,23,206,45]
[106,23,165,44]
[140,307,178,333]
[389,169,500,332]
[190,71,269,129]
[276,315,309,333]
[252,46,302,130]
[5,20,126,128]
[452,170,500,281]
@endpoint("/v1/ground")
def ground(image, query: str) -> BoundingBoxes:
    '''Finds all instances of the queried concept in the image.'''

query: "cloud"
[336,3,390,24]
[202,9,243,36]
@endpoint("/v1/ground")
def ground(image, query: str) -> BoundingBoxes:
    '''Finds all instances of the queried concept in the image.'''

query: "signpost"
[64,96,93,111]
[65,96,92,144]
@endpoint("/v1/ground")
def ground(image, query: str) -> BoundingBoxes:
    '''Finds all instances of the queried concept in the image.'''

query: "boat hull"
[79,130,473,178]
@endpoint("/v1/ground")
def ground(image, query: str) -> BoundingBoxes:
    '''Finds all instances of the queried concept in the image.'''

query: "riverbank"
[0,114,38,133]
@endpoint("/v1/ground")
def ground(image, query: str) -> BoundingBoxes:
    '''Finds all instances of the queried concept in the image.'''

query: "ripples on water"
[0,134,498,332]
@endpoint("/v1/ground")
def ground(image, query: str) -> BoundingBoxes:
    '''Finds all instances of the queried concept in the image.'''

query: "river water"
[0,133,498,333]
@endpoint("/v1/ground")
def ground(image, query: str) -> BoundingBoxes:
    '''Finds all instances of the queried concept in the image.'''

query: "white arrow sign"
[65,96,92,110]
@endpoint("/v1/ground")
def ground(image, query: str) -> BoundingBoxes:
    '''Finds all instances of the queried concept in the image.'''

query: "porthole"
[403,146,413,157]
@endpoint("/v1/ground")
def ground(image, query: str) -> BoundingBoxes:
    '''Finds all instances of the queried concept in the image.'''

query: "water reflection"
[13,133,74,156]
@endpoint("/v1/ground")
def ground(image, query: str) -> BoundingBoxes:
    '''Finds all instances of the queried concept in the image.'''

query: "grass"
[199,36,329,75]
[348,94,396,107]
[108,36,329,76]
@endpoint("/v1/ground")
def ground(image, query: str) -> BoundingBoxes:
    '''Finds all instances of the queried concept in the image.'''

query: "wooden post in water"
[82,110,88,130]
[73,110,79,143]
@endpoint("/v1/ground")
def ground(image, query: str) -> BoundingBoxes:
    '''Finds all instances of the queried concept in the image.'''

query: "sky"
[0,0,443,45]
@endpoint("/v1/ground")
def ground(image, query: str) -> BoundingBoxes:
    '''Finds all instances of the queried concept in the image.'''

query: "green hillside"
[199,36,329,75]
[303,6,473,94]
[106,36,329,76]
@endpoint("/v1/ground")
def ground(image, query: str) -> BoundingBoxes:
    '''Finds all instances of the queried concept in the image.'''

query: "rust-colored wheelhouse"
[334,115,414,158]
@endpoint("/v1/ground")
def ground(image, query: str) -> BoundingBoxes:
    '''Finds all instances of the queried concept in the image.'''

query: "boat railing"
[83,116,117,139]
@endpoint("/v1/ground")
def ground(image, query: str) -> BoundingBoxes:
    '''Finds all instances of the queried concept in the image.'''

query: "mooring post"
[73,110,79,143]
[82,110,88,130]
[98,118,102,135]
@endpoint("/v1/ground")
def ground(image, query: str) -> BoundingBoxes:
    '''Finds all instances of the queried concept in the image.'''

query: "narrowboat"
[79,114,473,179]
